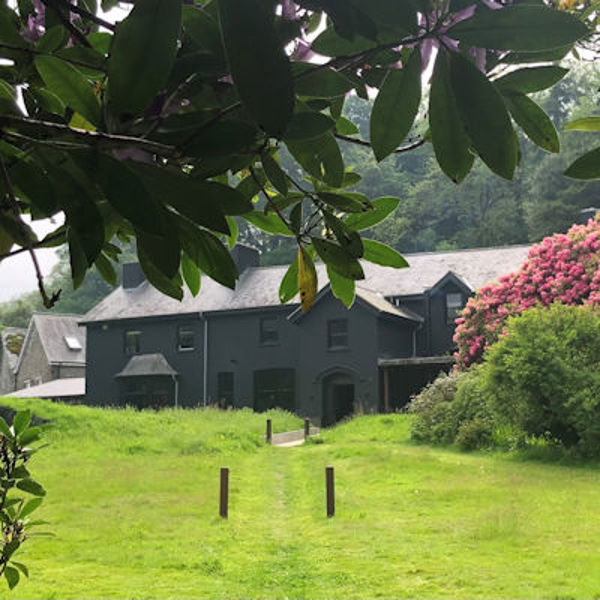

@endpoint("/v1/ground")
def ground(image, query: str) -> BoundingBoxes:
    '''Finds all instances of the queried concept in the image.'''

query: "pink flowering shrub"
[455,216,600,369]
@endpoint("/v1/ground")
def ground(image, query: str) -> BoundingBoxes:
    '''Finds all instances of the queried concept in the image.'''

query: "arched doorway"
[321,370,356,427]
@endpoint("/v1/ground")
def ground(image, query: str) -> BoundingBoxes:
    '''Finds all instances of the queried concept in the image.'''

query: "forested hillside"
[2,64,598,328]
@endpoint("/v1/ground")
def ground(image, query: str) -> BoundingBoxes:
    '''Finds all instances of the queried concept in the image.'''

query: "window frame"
[445,292,464,325]
[177,325,195,352]
[259,316,279,346]
[124,330,141,356]
[327,319,349,351]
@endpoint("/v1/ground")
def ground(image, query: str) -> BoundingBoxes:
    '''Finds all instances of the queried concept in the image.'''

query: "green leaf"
[136,218,181,279]
[293,64,354,98]
[279,255,299,303]
[503,93,559,154]
[181,253,201,297]
[20,497,43,520]
[327,265,355,309]
[34,56,101,127]
[138,245,184,300]
[16,478,46,497]
[18,426,41,446]
[336,117,359,136]
[566,118,600,132]
[261,152,289,195]
[449,53,517,180]
[11,562,29,578]
[312,238,365,280]
[13,410,31,436]
[0,81,20,115]
[182,5,224,59]
[286,133,344,187]
[311,28,379,57]
[362,238,408,268]
[450,5,589,51]
[76,152,164,235]
[347,0,416,33]
[323,212,363,258]
[219,0,294,136]
[283,112,336,141]
[4,566,19,590]
[564,147,600,180]
[344,196,399,231]
[94,253,118,287]
[186,229,238,289]
[243,212,293,236]
[225,216,238,249]
[0,416,12,439]
[494,66,568,94]
[181,120,259,158]
[429,50,474,184]
[108,0,182,116]
[317,192,369,214]
[370,50,422,162]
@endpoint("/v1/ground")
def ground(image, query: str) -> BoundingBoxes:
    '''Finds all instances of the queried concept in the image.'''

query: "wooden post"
[326,466,335,518]
[383,367,390,413]
[304,417,310,439]
[266,419,272,444]
[219,467,229,518]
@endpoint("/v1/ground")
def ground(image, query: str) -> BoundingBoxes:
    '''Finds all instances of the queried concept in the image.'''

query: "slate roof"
[83,245,531,323]
[6,377,85,399]
[354,288,424,322]
[116,353,178,378]
[17,313,86,371]
[1,328,26,371]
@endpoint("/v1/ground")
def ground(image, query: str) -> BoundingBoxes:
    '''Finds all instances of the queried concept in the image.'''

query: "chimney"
[231,244,260,274]
[122,263,146,289]
[578,207,599,225]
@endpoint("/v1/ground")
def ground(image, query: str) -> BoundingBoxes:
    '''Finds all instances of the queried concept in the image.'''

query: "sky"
[0,219,62,303]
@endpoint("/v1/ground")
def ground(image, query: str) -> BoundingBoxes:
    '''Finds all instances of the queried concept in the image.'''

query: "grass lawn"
[1,397,600,599]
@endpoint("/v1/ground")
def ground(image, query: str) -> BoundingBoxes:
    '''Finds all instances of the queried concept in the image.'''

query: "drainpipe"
[424,289,432,356]
[172,375,179,409]
[203,313,208,406]
[412,328,417,357]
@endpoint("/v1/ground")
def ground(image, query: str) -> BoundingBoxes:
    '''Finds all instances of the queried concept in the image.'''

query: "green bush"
[481,303,600,455]
[408,369,494,450]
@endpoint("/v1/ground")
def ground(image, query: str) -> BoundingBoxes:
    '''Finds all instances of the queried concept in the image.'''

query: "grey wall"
[295,294,380,422]
[86,315,204,405]
[15,326,51,389]
[428,281,467,356]
[206,307,299,409]
[0,349,14,394]
[377,318,415,360]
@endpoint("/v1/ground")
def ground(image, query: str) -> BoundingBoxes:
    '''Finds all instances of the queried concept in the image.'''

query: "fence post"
[219,467,229,518]
[266,419,272,444]
[304,418,310,440]
[326,466,335,518]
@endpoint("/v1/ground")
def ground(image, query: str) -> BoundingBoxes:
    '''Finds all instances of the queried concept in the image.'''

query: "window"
[259,317,279,345]
[253,369,295,413]
[217,372,234,409]
[446,293,464,325]
[327,319,348,350]
[177,326,195,351]
[64,335,82,350]
[124,330,141,355]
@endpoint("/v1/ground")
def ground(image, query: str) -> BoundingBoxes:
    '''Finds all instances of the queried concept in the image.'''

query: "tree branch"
[0,116,178,157]
[0,43,107,72]
[334,133,426,154]
[40,0,92,48]
[52,0,116,31]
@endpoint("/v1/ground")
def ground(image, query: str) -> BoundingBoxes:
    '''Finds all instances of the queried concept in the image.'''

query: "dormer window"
[446,293,464,325]
[64,336,82,350]
[260,317,279,345]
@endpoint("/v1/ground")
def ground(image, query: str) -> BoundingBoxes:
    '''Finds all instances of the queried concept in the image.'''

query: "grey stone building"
[0,328,26,394]
[82,244,529,425]
[14,313,86,390]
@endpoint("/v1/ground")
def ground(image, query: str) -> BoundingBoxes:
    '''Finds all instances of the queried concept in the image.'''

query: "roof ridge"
[32,312,85,318]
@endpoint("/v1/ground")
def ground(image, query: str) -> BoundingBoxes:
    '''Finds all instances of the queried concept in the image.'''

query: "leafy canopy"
[0,0,590,309]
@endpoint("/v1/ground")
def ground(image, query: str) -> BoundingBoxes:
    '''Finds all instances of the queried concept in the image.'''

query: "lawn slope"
[1,398,600,599]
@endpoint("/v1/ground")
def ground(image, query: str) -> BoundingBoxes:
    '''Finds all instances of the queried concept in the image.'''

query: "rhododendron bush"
[455,215,600,369]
